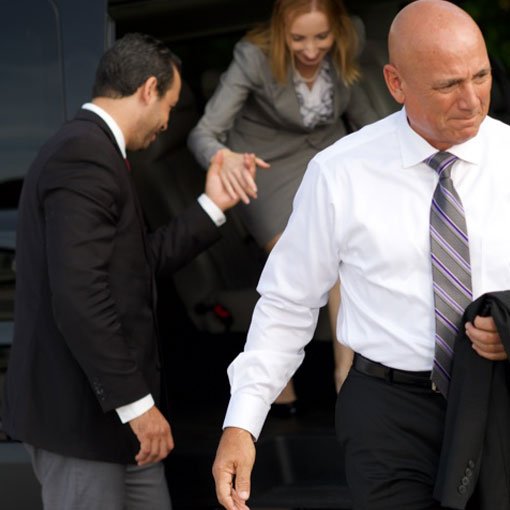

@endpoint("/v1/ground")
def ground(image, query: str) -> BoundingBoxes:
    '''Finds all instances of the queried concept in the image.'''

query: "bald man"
[211,1,510,509]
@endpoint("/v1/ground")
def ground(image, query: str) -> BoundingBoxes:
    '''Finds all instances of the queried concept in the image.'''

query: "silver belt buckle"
[431,381,440,393]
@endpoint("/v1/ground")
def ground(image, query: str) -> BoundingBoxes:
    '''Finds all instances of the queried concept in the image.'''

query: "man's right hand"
[129,405,174,465]
[213,427,256,510]
[213,148,270,206]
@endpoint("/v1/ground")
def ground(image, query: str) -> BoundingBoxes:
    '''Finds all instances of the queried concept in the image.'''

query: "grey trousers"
[24,444,172,510]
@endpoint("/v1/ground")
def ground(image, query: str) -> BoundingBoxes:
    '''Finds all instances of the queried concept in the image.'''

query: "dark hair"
[92,33,181,99]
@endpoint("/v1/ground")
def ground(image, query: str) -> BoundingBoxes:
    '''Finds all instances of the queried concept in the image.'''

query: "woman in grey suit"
[188,0,378,411]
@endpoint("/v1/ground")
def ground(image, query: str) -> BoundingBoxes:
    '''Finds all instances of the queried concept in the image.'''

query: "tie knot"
[425,151,458,179]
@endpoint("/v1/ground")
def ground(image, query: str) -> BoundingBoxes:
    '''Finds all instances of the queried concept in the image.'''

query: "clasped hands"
[205,148,270,211]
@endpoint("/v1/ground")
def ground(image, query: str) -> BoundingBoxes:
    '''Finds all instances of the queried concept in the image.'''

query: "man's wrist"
[116,394,154,423]
[198,193,226,225]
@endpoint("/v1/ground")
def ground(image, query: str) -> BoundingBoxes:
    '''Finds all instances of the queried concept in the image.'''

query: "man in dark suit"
[2,33,253,509]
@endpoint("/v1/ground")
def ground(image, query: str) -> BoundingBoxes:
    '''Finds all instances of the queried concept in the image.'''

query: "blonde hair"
[246,0,361,85]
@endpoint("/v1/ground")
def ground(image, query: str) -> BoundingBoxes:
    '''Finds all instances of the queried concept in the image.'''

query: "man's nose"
[458,82,479,110]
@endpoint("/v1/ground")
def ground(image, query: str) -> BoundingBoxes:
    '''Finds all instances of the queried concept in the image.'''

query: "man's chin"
[128,136,157,152]
[452,115,484,137]
[442,121,483,147]
[452,127,482,146]
[143,133,158,148]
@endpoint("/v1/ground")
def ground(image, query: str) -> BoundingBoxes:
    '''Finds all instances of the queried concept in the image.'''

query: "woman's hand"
[217,149,270,205]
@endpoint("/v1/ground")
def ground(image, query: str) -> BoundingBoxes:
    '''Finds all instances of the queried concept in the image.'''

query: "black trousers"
[336,366,479,510]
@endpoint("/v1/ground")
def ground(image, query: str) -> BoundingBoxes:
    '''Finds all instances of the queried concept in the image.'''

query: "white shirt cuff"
[198,193,226,226]
[116,394,155,424]
[222,392,271,441]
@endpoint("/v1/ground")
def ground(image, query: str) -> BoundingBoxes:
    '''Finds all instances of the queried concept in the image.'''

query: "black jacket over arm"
[3,110,221,464]
[434,291,510,509]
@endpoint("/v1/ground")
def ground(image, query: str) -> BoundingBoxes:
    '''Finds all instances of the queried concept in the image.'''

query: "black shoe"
[270,401,298,418]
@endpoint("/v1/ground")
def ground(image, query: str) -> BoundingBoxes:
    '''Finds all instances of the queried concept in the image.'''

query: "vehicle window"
[0,1,64,183]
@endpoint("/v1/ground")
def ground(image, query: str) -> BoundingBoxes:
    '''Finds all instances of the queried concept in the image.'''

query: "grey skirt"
[234,143,320,248]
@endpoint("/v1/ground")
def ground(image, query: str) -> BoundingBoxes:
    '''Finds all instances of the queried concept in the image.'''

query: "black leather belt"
[353,353,438,391]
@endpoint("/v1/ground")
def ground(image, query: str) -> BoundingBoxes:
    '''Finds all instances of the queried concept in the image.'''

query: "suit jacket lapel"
[75,109,153,264]
[75,109,125,161]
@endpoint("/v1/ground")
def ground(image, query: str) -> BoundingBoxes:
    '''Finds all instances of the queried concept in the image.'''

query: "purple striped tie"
[426,152,472,397]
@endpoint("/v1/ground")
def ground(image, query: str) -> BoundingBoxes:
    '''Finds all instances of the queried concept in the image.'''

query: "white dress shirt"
[81,103,225,422]
[224,107,510,439]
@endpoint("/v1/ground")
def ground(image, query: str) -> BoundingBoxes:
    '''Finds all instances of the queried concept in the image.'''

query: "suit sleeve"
[40,138,150,412]
[187,40,265,168]
[148,200,221,277]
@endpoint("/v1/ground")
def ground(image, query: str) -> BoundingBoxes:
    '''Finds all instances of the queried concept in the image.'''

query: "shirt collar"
[396,106,485,168]
[81,102,127,158]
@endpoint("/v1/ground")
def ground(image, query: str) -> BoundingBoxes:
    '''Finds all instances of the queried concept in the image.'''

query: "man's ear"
[383,64,405,105]
[139,76,159,105]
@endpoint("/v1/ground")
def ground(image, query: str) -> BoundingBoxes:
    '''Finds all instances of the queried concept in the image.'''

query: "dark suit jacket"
[3,109,221,464]
[434,292,510,509]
